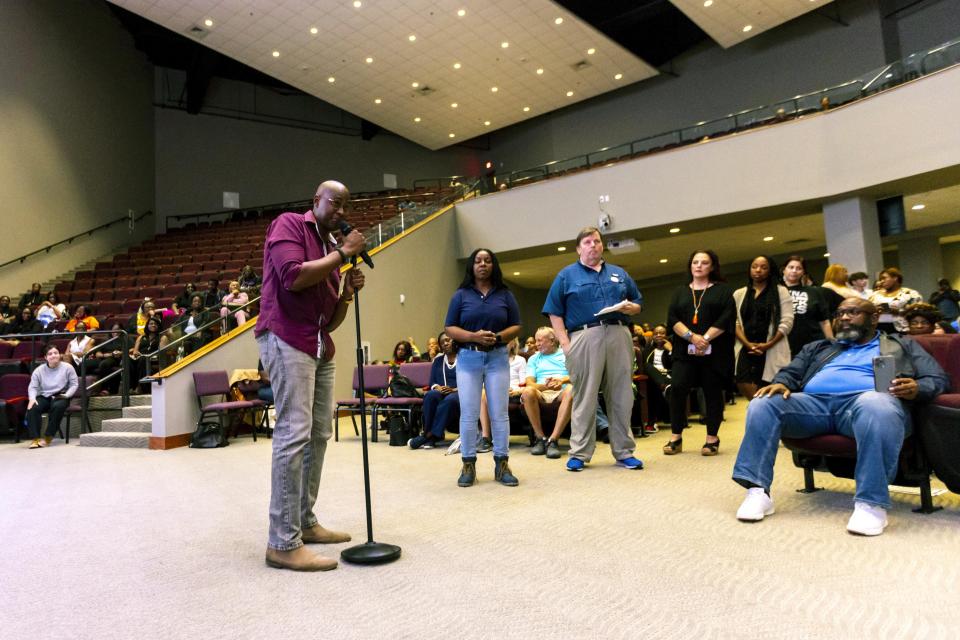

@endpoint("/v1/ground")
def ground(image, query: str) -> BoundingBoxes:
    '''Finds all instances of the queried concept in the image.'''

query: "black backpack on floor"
[190,421,230,448]
[386,414,413,446]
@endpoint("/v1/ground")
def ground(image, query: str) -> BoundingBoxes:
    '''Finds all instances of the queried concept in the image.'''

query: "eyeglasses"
[834,307,866,319]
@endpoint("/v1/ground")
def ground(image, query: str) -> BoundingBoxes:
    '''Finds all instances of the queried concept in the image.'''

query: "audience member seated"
[201,279,225,309]
[406,336,422,360]
[90,323,126,395]
[220,280,249,331]
[847,271,873,299]
[424,336,441,361]
[519,336,537,359]
[25,343,78,449]
[408,333,459,450]
[172,283,197,315]
[66,304,100,331]
[732,298,949,536]
[130,316,168,392]
[928,278,960,322]
[181,295,212,354]
[868,267,922,334]
[7,306,44,336]
[19,282,43,310]
[641,325,673,431]
[126,299,157,336]
[238,265,261,296]
[904,302,955,335]
[257,360,273,404]
[0,296,14,331]
[521,326,573,460]
[35,292,67,329]
[65,321,96,374]
[389,340,415,367]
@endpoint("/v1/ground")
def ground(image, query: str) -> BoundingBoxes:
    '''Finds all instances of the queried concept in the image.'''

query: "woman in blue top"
[445,248,522,487]
[408,332,459,449]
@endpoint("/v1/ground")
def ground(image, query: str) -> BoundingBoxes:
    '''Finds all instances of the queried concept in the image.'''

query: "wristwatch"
[495,333,503,345]
[682,330,693,340]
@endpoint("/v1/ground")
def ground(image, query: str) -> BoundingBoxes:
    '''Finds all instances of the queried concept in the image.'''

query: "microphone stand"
[341,256,401,565]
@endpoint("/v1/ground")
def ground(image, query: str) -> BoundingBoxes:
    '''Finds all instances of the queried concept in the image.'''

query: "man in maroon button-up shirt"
[257,180,366,572]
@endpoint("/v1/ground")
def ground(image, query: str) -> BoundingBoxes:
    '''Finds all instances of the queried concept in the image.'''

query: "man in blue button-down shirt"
[543,226,644,472]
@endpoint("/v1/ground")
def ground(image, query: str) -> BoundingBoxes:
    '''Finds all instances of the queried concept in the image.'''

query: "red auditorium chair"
[155,274,177,287]
[192,370,267,442]
[140,286,163,299]
[0,343,19,376]
[133,274,157,287]
[97,301,124,316]
[114,287,139,301]
[114,275,136,288]
[0,373,31,442]
[53,282,73,295]
[115,266,137,277]
[122,299,143,314]
[781,334,959,513]
[69,289,92,303]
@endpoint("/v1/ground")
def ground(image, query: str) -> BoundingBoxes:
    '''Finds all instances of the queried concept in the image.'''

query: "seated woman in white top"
[36,292,68,329]
[220,280,250,331]
[478,338,527,452]
[65,320,97,374]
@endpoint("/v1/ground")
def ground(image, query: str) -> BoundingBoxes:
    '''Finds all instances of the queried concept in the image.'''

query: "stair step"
[100,418,152,433]
[78,432,150,448]
[122,405,152,419]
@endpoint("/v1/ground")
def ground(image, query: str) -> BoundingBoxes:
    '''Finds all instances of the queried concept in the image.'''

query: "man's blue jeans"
[732,391,910,508]
[457,346,510,458]
[258,332,335,551]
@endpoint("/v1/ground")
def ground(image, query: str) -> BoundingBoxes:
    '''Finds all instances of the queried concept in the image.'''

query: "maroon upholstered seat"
[0,373,30,442]
[334,365,389,442]
[192,370,265,442]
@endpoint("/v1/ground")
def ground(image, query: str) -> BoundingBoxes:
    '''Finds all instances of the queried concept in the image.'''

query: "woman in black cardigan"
[665,249,736,457]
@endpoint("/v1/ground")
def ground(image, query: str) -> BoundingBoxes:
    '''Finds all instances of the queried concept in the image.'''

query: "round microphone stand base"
[341,541,402,565]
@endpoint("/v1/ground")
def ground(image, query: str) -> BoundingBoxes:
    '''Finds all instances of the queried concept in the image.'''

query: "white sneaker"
[736,487,775,522]
[846,501,888,536]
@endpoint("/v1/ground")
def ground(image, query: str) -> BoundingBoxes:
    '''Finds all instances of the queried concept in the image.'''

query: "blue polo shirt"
[527,349,568,384]
[445,286,521,334]
[804,334,880,395]
[542,261,642,330]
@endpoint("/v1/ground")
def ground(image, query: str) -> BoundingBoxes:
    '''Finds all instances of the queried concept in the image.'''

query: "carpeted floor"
[2,401,959,640]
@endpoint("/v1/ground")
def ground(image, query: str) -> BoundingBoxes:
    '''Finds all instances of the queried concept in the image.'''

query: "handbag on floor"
[386,414,413,446]
[189,421,229,448]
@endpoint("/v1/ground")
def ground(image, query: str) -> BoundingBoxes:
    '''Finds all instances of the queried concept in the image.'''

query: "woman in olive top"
[665,250,736,457]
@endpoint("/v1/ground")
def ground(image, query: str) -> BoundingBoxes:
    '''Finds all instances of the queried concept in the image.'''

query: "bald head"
[834,297,879,344]
[312,180,350,232]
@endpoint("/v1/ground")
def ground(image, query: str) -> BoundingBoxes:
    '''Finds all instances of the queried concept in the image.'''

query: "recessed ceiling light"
[365,57,373,63]
[536,68,544,75]
[659,258,669,263]
[523,106,530,112]
[374,98,381,104]
[823,252,831,257]
[614,73,623,80]
[353,0,362,7]
[411,81,419,88]
[743,25,753,32]
[449,133,456,138]
[457,8,466,17]
[513,271,520,276]
[451,102,458,108]
[414,117,421,122]
[555,17,563,25]
[703,0,713,6]
[453,62,461,69]
[587,48,596,55]
[669,227,680,233]
[491,86,498,92]
[204,18,213,27]
[501,41,509,48]
[272,51,280,58]
[566,90,574,97]
[912,204,926,210]
[557,246,566,252]
[483,120,491,126]
[327,76,335,83]
[763,236,774,242]
[408,34,417,42]
[310,27,319,35]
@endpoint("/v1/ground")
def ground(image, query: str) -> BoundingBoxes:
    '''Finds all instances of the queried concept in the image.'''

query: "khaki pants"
[565,324,636,462]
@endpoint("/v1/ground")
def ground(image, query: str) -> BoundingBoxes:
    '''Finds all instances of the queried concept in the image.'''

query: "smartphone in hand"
[873,355,896,393]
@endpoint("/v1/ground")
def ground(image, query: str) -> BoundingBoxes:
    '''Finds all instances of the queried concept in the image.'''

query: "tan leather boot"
[301,524,352,544]
[265,546,338,571]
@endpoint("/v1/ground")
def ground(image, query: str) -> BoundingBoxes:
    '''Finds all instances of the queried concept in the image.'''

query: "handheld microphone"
[338,220,374,269]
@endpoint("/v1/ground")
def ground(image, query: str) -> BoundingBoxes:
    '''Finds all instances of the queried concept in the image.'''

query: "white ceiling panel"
[109,0,658,149]
[670,0,834,49]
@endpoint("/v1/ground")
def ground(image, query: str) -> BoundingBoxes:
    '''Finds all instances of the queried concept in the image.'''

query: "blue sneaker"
[408,435,431,450]
[566,458,585,472]
[616,456,644,470]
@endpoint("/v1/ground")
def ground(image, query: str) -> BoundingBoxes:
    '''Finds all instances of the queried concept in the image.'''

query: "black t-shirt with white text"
[787,285,829,357]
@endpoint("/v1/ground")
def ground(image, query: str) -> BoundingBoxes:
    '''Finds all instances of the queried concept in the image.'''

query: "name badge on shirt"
[610,275,620,283]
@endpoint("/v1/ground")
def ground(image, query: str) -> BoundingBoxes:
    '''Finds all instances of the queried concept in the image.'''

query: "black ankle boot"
[494,455,519,486]
[458,457,477,487]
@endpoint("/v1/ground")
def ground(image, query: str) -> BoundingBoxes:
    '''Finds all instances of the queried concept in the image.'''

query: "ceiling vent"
[187,25,209,39]
[783,238,811,245]
[416,86,436,96]
[572,60,591,71]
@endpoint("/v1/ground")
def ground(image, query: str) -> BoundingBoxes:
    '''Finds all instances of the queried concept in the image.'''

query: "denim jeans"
[258,331,335,551]
[732,391,909,508]
[422,389,460,438]
[457,346,509,458]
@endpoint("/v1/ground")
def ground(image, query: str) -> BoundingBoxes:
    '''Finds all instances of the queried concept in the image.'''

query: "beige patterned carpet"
[2,400,959,640]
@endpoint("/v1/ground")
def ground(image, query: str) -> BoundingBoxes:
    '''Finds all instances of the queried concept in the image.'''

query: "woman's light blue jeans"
[457,346,510,459]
